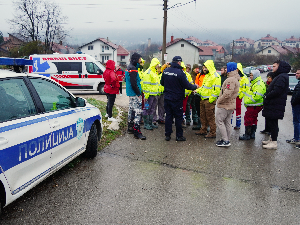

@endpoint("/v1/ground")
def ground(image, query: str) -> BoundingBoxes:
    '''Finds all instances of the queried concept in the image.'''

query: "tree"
[9,0,68,52]
[0,31,4,44]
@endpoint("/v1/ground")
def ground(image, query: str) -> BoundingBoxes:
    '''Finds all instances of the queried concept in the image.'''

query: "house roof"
[3,37,9,42]
[283,46,299,54]
[117,45,129,56]
[259,34,282,43]
[185,36,203,44]
[79,38,118,49]
[202,40,218,46]
[159,38,197,51]
[8,33,29,42]
[235,37,255,45]
[198,46,213,56]
[258,45,288,55]
[52,43,76,54]
[284,36,300,42]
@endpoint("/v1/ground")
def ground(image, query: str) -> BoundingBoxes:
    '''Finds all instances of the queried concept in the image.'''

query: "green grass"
[86,98,128,150]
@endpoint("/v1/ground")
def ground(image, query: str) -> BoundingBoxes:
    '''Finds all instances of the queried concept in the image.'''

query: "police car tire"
[98,83,105,95]
[83,124,98,158]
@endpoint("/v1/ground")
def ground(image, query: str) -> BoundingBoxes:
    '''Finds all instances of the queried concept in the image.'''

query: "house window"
[88,45,93,50]
[105,46,109,50]
[121,56,125,60]
[268,50,271,53]
[102,46,104,52]
[181,44,184,47]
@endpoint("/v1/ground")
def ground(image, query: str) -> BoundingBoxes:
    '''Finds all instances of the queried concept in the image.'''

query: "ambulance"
[28,53,122,94]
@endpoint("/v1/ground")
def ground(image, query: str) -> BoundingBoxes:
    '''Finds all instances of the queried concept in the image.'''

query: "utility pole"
[231,40,235,61]
[162,0,168,64]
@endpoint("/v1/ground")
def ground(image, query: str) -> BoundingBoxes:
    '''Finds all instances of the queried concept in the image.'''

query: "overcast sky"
[1,0,300,46]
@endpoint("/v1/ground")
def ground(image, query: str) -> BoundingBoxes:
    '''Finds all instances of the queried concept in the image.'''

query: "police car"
[0,68,102,214]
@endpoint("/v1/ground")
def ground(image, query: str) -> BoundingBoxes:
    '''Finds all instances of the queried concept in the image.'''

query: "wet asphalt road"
[1,73,300,224]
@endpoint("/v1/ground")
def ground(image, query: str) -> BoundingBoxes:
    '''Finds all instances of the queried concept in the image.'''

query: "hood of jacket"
[106,60,115,70]
[251,70,260,80]
[274,61,291,76]
[237,63,245,76]
[204,60,216,75]
[148,58,161,73]
[130,53,142,66]
[227,69,241,81]
[227,62,237,73]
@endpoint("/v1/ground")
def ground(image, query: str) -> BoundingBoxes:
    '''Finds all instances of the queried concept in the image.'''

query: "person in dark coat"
[289,69,300,148]
[161,56,199,141]
[262,60,291,149]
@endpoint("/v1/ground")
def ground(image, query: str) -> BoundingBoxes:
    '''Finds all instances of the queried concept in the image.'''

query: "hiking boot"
[133,124,146,140]
[295,144,300,149]
[176,136,186,141]
[260,129,269,134]
[263,141,277,150]
[204,133,216,138]
[165,136,171,141]
[127,121,134,134]
[195,130,207,135]
[217,140,231,147]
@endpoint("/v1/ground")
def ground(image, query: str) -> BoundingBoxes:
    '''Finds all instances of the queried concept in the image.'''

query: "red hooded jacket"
[103,60,120,94]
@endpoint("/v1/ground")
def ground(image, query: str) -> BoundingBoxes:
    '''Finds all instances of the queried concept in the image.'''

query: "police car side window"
[0,78,36,122]
[30,78,75,112]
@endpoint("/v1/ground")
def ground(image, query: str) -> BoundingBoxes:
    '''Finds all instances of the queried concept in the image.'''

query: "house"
[79,38,119,64]
[52,42,76,54]
[231,37,255,48]
[185,36,203,46]
[198,45,226,61]
[256,45,297,57]
[202,40,218,46]
[0,33,29,57]
[117,45,130,66]
[282,36,300,48]
[254,34,282,50]
[162,36,200,65]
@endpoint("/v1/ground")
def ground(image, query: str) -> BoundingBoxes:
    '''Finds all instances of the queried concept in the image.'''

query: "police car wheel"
[98,83,105,95]
[83,124,98,158]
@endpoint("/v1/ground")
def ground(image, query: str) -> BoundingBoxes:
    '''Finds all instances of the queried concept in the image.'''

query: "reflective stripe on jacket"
[142,58,160,98]
[244,76,266,107]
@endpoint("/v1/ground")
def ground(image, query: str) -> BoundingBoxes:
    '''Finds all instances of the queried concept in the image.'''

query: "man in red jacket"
[103,60,120,122]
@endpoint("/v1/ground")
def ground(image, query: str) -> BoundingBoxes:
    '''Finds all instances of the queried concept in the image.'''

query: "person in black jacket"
[161,56,199,141]
[289,69,300,148]
[262,60,291,149]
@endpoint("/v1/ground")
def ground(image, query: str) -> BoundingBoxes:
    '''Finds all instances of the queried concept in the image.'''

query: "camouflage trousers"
[128,96,142,125]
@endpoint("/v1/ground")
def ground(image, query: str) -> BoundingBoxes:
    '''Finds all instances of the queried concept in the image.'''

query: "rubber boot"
[149,115,158,129]
[127,121,134,134]
[250,125,257,139]
[143,115,153,130]
[133,124,146,140]
[239,126,251,140]
[192,118,201,130]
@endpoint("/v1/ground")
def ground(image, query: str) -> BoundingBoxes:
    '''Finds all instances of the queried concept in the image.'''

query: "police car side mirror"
[76,97,86,107]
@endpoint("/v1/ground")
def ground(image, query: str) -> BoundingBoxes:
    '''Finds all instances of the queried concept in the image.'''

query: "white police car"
[0,69,102,214]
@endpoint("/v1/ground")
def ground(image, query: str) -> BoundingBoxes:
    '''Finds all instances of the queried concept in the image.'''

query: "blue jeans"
[292,104,300,141]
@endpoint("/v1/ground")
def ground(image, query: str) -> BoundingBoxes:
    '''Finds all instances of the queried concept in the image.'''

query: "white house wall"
[166,40,199,65]
[80,40,118,64]
[257,47,280,57]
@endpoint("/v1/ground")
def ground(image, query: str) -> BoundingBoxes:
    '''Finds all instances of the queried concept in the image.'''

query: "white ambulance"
[29,53,109,94]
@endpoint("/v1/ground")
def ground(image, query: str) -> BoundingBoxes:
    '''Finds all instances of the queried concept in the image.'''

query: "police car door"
[29,77,87,172]
[0,77,52,196]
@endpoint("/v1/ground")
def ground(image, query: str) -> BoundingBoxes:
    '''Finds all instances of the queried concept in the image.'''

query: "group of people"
[103,52,300,150]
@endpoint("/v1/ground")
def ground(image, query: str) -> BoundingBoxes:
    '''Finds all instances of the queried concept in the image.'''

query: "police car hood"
[204,60,216,75]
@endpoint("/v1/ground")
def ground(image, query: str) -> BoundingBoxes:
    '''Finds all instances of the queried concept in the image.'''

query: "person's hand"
[116,65,120,71]
[195,84,200,88]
